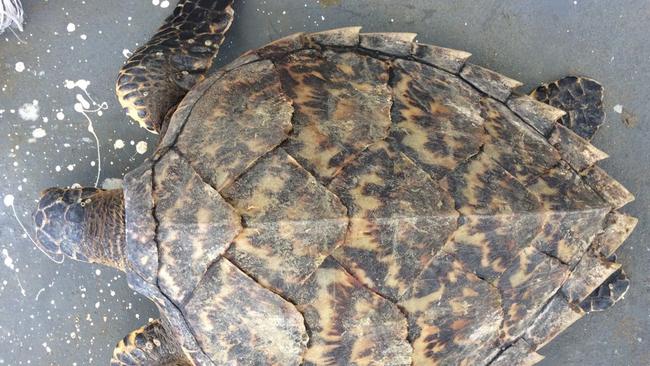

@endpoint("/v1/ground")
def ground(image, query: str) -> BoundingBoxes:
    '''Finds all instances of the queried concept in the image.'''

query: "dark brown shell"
[123,27,636,366]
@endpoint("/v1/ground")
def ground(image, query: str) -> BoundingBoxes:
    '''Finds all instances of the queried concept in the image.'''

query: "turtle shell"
[122,27,636,365]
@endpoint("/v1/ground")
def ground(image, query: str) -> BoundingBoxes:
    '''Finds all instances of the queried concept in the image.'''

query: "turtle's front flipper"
[531,76,605,140]
[117,0,235,133]
[579,255,630,312]
[111,319,191,366]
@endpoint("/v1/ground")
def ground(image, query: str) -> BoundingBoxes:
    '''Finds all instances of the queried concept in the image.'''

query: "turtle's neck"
[82,189,127,270]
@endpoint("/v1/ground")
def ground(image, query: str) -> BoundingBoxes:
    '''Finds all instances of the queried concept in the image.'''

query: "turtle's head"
[33,187,127,270]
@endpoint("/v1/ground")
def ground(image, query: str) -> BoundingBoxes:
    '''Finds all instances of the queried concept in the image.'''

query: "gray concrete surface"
[0,0,647,365]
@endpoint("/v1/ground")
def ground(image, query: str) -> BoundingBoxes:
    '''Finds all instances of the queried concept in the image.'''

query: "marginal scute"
[497,246,569,343]
[390,58,486,180]
[506,94,566,136]
[174,60,294,191]
[481,96,561,185]
[442,153,543,281]
[398,252,503,365]
[123,161,158,283]
[277,49,392,183]
[549,123,608,172]
[296,258,412,366]
[183,258,307,365]
[153,150,242,306]
[523,294,585,350]
[592,211,638,257]
[221,149,348,297]
[359,32,417,56]
[412,43,471,74]
[256,32,306,59]
[489,339,544,366]
[582,165,635,209]
[527,161,609,265]
[329,140,458,301]
[561,253,621,304]
[460,63,523,102]
[308,26,361,47]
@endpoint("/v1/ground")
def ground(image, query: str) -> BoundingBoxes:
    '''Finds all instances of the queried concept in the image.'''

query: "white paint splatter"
[64,79,108,187]
[42,342,52,354]
[152,0,160,5]
[94,302,100,309]
[136,141,148,155]
[56,112,65,120]
[66,23,76,32]
[32,128,47,139]
[2,249,15,270]
[3,194,14,207]
[101,178,123,189]
[80,34,87,40]
[67,164,75,171]
[35,288,45,300]
[613,104,623,113]
[122,49,133,58]
[113,139,125,149]
[161,0,170,8]
[15,62,25,72]
[18,100,40,121]
[95,269,101,276]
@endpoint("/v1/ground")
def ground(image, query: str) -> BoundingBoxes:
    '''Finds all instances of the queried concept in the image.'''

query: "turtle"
[30,0,638,365]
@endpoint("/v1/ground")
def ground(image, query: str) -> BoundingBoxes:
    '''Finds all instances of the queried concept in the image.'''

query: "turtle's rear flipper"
[531,76,605,140]
[579,255,630,312]
[111,319,191,366]
[117,0,235,133]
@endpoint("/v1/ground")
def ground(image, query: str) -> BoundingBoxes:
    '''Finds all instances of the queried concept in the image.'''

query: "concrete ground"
[0,0,647,365]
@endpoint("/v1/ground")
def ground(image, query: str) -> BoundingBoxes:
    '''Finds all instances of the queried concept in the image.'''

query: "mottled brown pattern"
[114,28,639,366]
[329,141,458,301]
[523,294,585,350]
[412,43,471,74]
[497,246,569,344]
[153,150,242,306]
[527,161,609,265]
[390,59,487,180]
[442,153,543,281]
[183,258,307,365]
[460,63,523,102]
[398,252,503,365]
[548,123,608,172]
[221,149,348,297]
[506,94,566,137]
[175,60,294,191]
[277,49,392,183]
[296,258,412,366]
[481,96,561,186]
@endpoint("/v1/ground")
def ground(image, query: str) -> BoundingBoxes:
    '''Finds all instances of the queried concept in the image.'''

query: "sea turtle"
[31,0,638,365]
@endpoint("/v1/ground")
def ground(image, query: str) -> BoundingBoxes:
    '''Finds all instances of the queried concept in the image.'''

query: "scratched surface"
[0,1,648,365]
